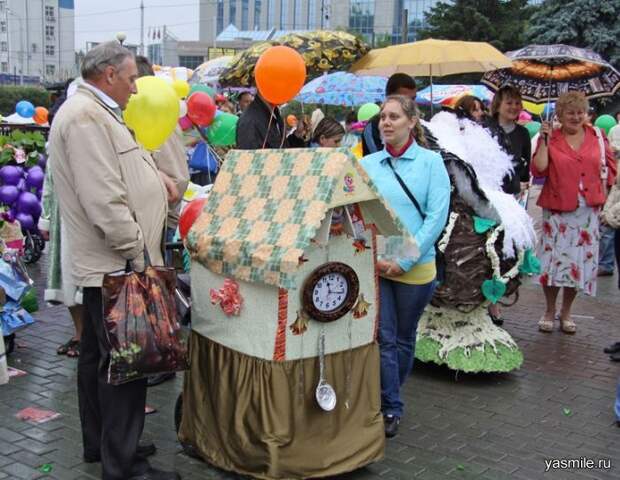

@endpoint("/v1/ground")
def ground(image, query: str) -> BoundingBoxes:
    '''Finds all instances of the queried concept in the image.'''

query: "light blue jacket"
[360,141,451,272]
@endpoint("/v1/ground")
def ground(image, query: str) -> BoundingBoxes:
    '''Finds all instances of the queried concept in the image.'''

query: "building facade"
[199,0,442,46]
[0,0,75,84]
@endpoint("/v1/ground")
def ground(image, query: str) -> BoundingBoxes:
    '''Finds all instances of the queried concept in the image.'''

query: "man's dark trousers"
[78,287,150,480]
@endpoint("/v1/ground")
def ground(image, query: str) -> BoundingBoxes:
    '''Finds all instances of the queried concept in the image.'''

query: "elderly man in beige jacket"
[49,42,180,480]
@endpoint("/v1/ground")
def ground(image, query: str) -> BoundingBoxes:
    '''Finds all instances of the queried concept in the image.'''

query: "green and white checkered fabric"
[187,148,354,289]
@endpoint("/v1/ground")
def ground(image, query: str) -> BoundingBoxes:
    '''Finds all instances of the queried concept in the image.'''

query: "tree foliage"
[0,86,50,116]
[418,0,535,52]
[525,0,620,67]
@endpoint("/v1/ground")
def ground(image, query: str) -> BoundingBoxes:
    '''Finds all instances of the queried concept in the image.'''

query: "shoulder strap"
[385,158,426,219]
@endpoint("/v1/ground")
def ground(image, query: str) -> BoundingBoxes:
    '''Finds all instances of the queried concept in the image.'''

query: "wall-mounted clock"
[302,262,359,322]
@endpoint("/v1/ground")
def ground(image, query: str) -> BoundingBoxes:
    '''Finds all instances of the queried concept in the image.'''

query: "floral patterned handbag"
[102,253,189,385]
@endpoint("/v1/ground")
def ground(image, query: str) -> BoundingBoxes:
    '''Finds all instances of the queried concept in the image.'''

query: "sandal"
[538,315,554,333]
[57,338,79,355]
[560,318,576,334]
[66,341,81,357]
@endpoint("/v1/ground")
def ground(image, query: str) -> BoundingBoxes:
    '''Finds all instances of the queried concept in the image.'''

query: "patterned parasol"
[481,44,620,104]
[219,31,369,88]
[295,72,387,106]
[190,56,233,88]
[416,84,494,107]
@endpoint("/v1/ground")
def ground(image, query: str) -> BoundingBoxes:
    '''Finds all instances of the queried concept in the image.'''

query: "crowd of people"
[38,40,620,479]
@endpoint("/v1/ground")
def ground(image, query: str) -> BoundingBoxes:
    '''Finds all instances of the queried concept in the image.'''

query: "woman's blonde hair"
[381,95,426,146]
[555,91,589,117]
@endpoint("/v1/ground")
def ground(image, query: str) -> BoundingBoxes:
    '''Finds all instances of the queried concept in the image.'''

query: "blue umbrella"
[416,84,494,106]
[295,72,387,106]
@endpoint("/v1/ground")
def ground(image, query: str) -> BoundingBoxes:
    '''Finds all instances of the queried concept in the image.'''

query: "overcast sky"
[75,0,200,51]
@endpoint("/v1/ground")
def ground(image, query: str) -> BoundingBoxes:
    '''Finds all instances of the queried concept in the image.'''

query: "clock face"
[302,262,359,322]
[312,273,349,312]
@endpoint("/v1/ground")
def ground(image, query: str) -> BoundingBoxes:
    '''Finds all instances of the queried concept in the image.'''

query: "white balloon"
[179,100,188,118]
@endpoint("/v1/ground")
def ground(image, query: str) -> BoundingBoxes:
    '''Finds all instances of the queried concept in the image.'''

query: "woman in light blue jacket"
[360,95,450,438]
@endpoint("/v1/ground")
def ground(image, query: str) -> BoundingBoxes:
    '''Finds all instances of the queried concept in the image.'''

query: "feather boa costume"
[412,112,537,373]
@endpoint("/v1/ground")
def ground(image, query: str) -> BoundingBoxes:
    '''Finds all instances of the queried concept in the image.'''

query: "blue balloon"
[16,100,35,119]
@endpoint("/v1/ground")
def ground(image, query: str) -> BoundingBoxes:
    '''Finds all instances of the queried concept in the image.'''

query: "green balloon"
[525,121,541,139]
[357,102,380,122]
[189,84,215,98]
[207,112,238,146]
[594,114,617,135]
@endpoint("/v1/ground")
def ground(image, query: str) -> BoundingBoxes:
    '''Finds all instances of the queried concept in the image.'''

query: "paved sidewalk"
[1,256,619,480]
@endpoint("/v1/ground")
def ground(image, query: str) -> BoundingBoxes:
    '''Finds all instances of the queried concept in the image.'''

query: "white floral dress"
[537,196,600,295]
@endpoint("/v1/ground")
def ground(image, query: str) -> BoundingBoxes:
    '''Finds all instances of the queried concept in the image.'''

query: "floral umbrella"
[416,84,494,107]
[295,72,387,106]
[219,31,369,88]
[190,56,234,88]
[481,44,620,104]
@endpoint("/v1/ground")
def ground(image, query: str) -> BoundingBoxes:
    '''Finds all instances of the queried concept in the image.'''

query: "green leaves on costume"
[482,278,506,304]
[473,216,497,234]
[519,248,541,275]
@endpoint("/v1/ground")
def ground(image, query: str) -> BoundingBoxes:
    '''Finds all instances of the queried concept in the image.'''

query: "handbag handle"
[125,247,153,273]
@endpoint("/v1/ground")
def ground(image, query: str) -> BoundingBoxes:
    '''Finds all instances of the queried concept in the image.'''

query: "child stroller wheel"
[23,233,42,264]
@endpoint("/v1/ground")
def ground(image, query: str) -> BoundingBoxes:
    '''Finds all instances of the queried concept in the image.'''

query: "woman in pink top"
[532,92,616,334]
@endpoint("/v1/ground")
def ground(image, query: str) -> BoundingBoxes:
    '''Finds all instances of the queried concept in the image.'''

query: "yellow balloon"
[172,79,190,99]
[124,76,179,151]
[523,101,544,116]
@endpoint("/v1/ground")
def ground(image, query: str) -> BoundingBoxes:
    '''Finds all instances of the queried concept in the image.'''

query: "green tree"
[418,0,536,52]
[525,0,620,67]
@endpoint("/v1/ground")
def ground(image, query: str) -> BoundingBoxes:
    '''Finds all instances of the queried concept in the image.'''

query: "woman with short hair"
[532,91,616,333]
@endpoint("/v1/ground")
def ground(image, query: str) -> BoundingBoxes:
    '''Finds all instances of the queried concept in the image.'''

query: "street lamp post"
[116,32,127,46]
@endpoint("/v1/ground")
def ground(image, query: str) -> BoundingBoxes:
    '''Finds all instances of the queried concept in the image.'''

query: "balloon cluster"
[15,101,49,126]
[594,114,617,135]
[0,159,46,231]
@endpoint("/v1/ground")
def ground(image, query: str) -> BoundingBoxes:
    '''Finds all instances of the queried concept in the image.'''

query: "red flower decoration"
[586,251,593,260]
[559,223,567,234]
[542,221,552,237]
[570,263,580,281]
[210,279,243,316]
[577,230,592,246]
[540,273,549,286]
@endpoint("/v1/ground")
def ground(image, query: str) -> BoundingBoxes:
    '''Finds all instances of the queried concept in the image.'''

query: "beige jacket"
[152,129,189,229]
[48,85,167,287]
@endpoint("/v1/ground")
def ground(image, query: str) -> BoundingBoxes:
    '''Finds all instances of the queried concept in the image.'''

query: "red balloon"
[179,198,207,240]
[186,92,216,127]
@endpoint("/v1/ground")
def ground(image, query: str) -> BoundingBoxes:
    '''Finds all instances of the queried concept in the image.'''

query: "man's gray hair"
[81,41,134,79]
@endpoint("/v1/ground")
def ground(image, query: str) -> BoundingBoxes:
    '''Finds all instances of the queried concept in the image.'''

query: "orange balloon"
[255,46,306,105]
[286,114,298,127]
[33,107,48,125]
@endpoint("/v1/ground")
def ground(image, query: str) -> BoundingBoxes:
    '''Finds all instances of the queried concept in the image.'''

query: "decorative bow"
[210,278,243,316]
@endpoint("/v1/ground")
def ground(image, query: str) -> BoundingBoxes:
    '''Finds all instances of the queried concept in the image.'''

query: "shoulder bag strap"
[385,158,426,219]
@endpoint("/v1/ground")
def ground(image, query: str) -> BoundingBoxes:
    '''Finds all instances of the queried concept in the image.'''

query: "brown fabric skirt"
[179,333,384,479]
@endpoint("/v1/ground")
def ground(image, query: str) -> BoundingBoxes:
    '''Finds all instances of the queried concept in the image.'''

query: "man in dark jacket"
[362,73,418,155]
[237,94,307,149]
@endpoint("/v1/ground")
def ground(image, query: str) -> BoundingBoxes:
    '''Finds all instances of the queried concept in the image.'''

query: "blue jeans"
[599,225,616,273]
[616,378,620,422]
[379,277,436,417]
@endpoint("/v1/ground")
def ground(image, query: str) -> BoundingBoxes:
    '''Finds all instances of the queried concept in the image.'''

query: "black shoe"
[84,441,157,463]
[609,351,620,362]
[147,372,176,387]
[488,311,504,326]
[128,467,181,480]
[384,415,400,438]
[616,420,620,428]
[603,342,620,354]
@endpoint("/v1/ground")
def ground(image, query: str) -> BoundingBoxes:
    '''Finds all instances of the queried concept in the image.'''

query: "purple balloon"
[15,212,35,231]
[0,185,19,205]
[16,179,26,191]
[0,165,23,186]
[25,166,44,190]
[16,191,41,218]
[38,154,47,169]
